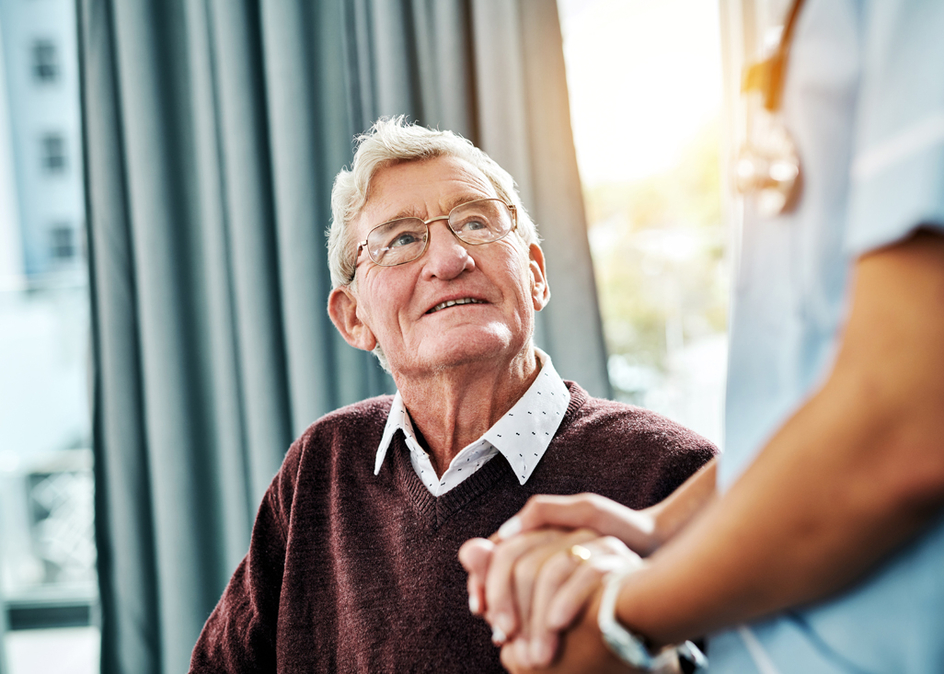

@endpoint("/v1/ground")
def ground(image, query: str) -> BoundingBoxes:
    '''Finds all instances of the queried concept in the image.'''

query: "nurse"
[460,1,944,672]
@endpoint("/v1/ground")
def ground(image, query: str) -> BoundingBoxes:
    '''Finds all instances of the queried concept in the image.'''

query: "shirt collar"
[373,349,571,484]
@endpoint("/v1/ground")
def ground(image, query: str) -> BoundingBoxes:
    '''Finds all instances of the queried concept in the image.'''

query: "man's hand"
[460,493,661,647]
[459,462,718,667]
[460,527,641,668]
[497,587,639,674]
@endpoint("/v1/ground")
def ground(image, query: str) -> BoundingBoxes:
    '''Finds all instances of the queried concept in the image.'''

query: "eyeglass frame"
[349,197,518,281]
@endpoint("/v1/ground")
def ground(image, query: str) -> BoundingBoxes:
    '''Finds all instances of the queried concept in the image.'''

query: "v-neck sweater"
[189,382,716,673]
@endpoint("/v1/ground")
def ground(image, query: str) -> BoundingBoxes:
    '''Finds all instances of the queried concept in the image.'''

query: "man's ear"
[528,244,550,311]
[328,286,378,352]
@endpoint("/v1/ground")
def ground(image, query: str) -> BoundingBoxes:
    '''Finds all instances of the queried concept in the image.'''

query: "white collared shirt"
[373,350,571,496]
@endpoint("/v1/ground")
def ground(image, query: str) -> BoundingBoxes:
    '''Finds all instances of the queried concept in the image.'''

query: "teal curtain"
[0,584,7,674]
[78,1,610,672]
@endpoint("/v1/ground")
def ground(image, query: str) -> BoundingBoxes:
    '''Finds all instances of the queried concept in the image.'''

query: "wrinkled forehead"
[356,156,500,231]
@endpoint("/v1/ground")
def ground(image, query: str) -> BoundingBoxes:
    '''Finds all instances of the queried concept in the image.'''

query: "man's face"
[328,156,549,378]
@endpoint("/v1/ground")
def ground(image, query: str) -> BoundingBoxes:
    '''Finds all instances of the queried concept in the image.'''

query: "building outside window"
[31,40,58,83]
[40,133,66,174]
[1,1,98,673]
[48,224,75,261]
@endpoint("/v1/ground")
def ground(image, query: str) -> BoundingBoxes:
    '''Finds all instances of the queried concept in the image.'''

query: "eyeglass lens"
[366,199,513,267]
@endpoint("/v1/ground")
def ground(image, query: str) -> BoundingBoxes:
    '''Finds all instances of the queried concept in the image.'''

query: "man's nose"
[421,220,475,280]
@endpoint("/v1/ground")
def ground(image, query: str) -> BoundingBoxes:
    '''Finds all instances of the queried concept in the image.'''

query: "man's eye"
[458,218,488,232]
[389,231,421,248]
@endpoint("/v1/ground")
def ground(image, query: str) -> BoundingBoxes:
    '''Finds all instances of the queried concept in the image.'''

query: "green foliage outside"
[587,116,728,385]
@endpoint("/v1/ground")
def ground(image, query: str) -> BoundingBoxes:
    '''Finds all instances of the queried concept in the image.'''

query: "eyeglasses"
[352,198,517,275]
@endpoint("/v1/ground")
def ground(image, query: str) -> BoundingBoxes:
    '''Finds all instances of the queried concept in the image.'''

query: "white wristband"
[597,563,707,673]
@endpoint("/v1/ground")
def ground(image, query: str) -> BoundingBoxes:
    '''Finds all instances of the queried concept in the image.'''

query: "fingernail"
[497,613,515,638]
[491,625,507,645]
[497,516,522,540]
[469,593,480,614]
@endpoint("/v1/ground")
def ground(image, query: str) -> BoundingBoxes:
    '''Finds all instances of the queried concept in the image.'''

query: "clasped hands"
[459,494,661,673]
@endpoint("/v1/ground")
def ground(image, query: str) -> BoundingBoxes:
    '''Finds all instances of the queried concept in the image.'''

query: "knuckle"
[495,535,529,561]
[602,535,629,552]
[571,495,592,515]
[525,493,552,513]
[586,563,608,580]
[586,492,606,507]
[521,495,541,513]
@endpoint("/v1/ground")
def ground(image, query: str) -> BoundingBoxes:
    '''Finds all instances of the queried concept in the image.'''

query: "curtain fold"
[79,1,610,672]
[0,583,8,674]
[473,0,610,387]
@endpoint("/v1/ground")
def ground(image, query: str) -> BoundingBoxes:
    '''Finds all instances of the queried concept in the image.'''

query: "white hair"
[326,116,540,290]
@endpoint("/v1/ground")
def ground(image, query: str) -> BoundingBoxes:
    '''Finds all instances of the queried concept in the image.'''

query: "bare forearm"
[617,231,944,645]
[645,459,717,552]
[622,394,943,644]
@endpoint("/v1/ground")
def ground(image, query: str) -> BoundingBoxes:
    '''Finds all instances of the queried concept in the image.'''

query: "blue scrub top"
[714,1,944,671]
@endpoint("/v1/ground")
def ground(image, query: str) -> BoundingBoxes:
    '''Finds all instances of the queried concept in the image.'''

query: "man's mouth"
[427,298,486,314]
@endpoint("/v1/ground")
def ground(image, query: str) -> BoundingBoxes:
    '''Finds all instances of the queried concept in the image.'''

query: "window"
[32,40,59,83]
[40,133,67,174]
[1,8,97,674]
[49,224,76,261]
[560,0,728,445]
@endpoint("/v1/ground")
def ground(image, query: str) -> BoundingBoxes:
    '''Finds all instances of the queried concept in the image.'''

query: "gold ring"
[569,544,592,563]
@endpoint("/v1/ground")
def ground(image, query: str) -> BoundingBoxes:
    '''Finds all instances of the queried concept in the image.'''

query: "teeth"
[430,298,484,313]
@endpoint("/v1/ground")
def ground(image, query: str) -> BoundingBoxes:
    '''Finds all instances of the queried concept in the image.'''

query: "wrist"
[639,505,667,554]
[597,563,707,673]
[646,460,718,555]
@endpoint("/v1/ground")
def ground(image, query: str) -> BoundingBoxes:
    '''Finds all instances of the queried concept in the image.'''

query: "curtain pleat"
[81,0,161,672]
[472,0,611,391]
[78,1,610,672]
[0,590,6,674]
[520,2,610,388]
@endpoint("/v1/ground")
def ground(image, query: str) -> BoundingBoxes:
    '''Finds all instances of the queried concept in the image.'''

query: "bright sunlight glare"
[559,0,723,185]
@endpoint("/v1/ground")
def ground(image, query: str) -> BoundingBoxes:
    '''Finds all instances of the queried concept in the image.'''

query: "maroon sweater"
[189,382,716,673]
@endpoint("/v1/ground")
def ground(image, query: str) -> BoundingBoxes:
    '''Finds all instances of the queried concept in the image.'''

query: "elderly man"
[188,118,715,673]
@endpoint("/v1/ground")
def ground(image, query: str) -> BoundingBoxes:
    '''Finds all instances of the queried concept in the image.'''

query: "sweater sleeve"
[644,422,716,505]
[542,388,718,511]
[188,444,299,673]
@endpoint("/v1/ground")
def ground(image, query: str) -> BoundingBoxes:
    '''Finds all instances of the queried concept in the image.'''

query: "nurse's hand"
[494,493,662,556]
[494,461,719,560]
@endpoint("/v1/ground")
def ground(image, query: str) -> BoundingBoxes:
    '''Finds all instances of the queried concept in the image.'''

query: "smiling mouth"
[427,298,487,314]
